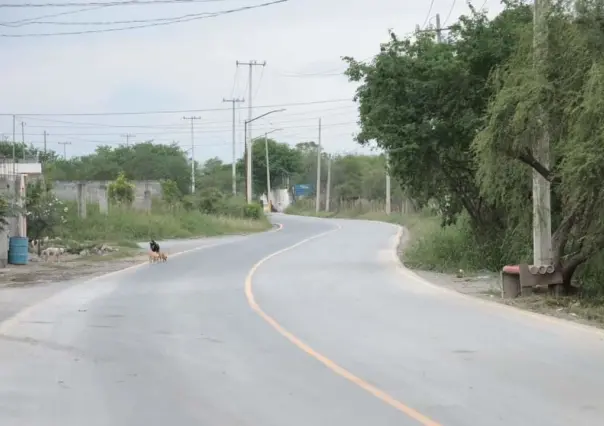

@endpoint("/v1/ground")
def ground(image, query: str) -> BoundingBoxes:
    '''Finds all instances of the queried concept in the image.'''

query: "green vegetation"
[0,141,271,252]
[56,202,270,243]
[337,0,604,298]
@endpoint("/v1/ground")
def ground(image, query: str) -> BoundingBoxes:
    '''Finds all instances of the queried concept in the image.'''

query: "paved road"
[0,215,603,425]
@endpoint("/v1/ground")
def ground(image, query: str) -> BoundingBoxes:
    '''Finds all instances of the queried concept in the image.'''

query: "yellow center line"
[244,222,442,426]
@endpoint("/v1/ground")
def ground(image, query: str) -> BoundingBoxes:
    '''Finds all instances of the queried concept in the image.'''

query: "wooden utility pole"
[532,0,553,268]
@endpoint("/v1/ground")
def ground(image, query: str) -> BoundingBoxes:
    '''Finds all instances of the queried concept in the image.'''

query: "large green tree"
[344,2,532,228]
[474,0,604,288]
[237,138,304,196]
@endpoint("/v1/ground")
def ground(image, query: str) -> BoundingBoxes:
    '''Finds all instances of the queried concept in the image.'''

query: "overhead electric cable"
[0,0,287,36]
[1,98,352,117]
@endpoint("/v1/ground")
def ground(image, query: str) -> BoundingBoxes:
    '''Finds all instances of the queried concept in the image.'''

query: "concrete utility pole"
[183,116,201,194]
[43,130,47,155]
[236,60,266,169]
[121,133,135,146]
[385,153,391,215]
[435,13,443,43]
[533,0,553,267]
[325,154,331,212]
[223,97,245,195]
[315,118,322,213]
[58,141,71,159]
[264,133,271,207]
[12,115,16,174]
[20,121,26,159]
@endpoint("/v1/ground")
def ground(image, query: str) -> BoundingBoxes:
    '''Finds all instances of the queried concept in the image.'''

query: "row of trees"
[0,137,396,239]
[344,0,604,291]
[2,139,395,203]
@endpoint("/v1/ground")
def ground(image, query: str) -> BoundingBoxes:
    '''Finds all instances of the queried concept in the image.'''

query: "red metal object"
[502,265,520,275]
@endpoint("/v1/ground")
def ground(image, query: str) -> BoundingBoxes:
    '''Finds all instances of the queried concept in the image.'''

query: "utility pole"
[236,60,266,174]
[223,97,245,195]
[183,116,201,194]
[264,133,271,208]
[58,141,71,159]
[43,131,47,155]
[20,120,26,159]
[315,118,322,213]
[325,154,331,212]
[435,13,443,43]
[12,115,16,174]
[121,133,135,147]
[533,0,553,269]
[385,153,391,215]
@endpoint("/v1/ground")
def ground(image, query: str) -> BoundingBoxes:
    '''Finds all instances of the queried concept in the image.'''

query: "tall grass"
[56,201,271,242]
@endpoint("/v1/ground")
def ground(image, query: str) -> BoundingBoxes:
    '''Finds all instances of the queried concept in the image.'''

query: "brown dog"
[149,250,160,263]
[158,252,167,262]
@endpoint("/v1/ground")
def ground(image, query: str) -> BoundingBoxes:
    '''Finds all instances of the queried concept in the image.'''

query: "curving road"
[0,214,603,425]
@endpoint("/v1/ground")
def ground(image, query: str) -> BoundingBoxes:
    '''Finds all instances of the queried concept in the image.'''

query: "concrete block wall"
[53,180,162,209]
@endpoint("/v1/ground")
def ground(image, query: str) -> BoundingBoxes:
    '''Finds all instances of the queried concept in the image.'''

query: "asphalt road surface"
[0,214,603,426]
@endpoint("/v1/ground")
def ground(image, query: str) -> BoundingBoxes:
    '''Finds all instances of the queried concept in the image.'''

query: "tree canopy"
[345,0,604,290]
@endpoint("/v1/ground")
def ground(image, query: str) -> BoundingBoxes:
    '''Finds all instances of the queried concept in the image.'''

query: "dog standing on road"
[148,250,160,263]
[158,252,167,262]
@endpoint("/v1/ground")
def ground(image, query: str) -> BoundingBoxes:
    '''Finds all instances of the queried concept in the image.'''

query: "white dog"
[42,247,65,262]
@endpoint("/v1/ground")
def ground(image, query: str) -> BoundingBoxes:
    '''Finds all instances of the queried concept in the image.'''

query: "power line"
[17,105,357,129]
[0,0,287,37]
[3,9,246,26]
[0,0,233,7]
[229,66,240,99]
[422,0,435,29]
[0,5,110,26]
[20,108,358,132]
[0,98,352,117]
[18,121,357,138]
[442,0,457,26]
[253,65,266,99]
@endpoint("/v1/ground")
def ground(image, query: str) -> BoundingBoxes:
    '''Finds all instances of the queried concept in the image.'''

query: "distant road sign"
[293,184,312,197]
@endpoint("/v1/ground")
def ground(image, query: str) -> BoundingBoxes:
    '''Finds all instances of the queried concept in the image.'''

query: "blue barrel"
[8,236,29,265]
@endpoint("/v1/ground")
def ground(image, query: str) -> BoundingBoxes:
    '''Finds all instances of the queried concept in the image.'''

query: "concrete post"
[76,182,87,219]
[98,185,108,214]
[143,182,152,212]
[15,174,26,237]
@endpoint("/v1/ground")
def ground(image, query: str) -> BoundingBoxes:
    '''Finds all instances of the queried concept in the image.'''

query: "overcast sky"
[0,0,502,164]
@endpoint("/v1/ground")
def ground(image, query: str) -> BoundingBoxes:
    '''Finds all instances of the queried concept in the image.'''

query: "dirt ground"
[0,251,147,289]
[398,230,604,329]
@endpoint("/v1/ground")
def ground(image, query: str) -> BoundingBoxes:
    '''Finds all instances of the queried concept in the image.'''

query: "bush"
[108,172,135,205]
[243,202,263,219]
[179,189,265,221]
[26,181,68,248]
